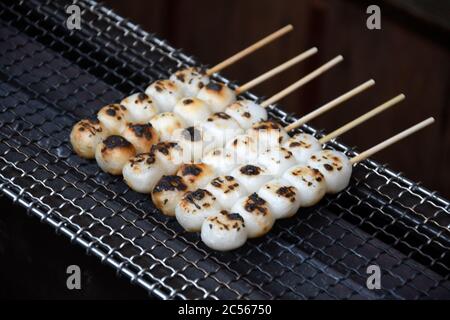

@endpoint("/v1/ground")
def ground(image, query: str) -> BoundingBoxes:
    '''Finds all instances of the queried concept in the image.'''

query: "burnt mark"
[137,93,148,101]
[181,164,203,177]
[106,108,116,117]
[240,165,262,176]
[214,112,231,120]
[187,189,209,201]
[276,186,296,198]
[151,142,178,156]
[128,124,153,140]
[176,73,186,83]
[324,164,334,171]
[227,213,244,223]
[154,82,164,92]
[252,120,281,131]
[185,189,211,209]
[130,153,156,166]
[103,135,132,150]
[182,127,202,142]
[77,119,102,135]
[242,112,251,118]
[183,98,194,105]
[211,177,223,188]
[244,193,268,215]
[153,175,187,193]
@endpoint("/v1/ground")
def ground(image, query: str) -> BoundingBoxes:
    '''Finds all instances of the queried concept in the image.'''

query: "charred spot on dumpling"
[214,112,231,120]
[323,164,334,171]
[226,213,245,223]
[78,119,101,135]
[103,135,132,150]
[244,193,268,215]
[181,164,203,177]
[128,124,153,140]
[176,73,186,83]
[252,120,281,131]
[129,154,145,165]
[154,84,164,92]
[189,189,212,200]
[137,93,149,101]
[182,127,202,142]
[153,175,187,193]
[240,165,262,176]
[242,112,251,118]
[185,189,211,210]
[106,108,117,117]
[276,186,297,199]
[144,153,157,165]
[206,82,223,92]
[183,98,194,105]
[151,142,178,156]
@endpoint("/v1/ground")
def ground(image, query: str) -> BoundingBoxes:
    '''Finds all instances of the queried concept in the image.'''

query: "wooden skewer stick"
[261,55,344,108]
[350,117,435,164]
[235,47,318,94]
[319,94,406,144]
[206,25,293,76]
[284,79,375,132]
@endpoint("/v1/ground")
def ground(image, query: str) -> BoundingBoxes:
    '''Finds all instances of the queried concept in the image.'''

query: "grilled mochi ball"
[120,93,158,124]
[258,179,301,219]
[282,133,322,164]
[231,193,275,238]
[152,175,188,216]
[150,112,185,141]
[197,81,237,113]
[122,153,164,193]
[173,97,212,127]
[150,142,184,174]
[121,123,159,154]
[306,150,352,194]
[176,163,217,190]
[257,146,297,176]
[95,135,136,175]
[70,119,108,159]
[205,176,247,210]
[97,104,130,135]
[225,134,259,164]
[231,164,272,193]
[202,148,238,176]
[201,211,247,251]
[282,165,326,207]
[170,67,210,97]
[202,112,244,149]
[225,100,268,130]
[247,120,289,150]
[175,189,222,232]
[145,79,182,112]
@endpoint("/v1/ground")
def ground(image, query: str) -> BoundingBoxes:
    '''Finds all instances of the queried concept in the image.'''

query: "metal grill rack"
[0,0,449,299]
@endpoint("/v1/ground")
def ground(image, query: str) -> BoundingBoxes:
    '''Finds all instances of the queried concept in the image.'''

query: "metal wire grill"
[0,0,449,299]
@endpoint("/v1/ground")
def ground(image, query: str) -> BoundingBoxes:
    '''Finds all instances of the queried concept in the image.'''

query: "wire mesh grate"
[0,0,449,299]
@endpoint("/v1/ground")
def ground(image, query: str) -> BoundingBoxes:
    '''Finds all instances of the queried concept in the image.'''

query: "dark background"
[104,0,450,197]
